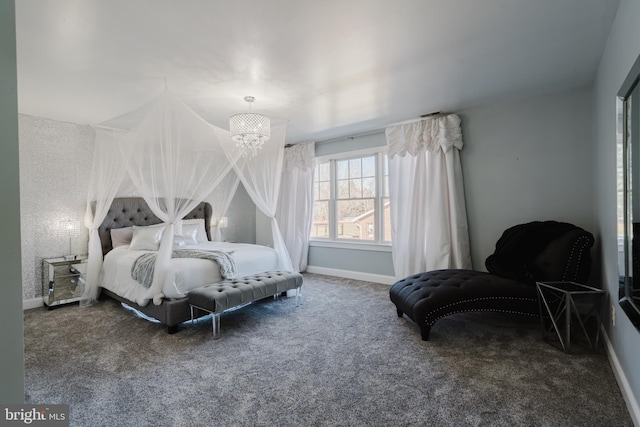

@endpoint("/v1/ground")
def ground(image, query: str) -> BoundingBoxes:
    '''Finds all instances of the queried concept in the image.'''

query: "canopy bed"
[96,197,292,333]
[81,90,299,333]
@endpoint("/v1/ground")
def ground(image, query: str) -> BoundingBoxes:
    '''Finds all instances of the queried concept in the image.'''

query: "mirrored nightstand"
[42,256,87,308]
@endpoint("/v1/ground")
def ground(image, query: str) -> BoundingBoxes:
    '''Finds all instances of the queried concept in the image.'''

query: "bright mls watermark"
[1,405,68,426]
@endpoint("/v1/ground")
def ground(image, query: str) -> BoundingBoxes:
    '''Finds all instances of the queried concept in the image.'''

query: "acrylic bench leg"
[212,313,221,340]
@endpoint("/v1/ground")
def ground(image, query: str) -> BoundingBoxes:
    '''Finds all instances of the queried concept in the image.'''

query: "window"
[311,151,390,244]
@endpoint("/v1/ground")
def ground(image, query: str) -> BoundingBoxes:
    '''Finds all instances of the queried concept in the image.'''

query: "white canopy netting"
[82,90,292,307]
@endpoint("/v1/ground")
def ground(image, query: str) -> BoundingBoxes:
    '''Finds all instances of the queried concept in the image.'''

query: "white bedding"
[101,241,280,303]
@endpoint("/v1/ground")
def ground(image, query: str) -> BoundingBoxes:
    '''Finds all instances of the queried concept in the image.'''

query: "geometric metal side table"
[536,281,606,353]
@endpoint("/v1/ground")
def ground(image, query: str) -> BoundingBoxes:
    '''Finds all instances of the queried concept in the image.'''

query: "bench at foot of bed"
[188,271,303,339]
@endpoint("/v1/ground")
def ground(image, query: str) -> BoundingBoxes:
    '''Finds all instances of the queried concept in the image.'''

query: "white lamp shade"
[58,220,80,238]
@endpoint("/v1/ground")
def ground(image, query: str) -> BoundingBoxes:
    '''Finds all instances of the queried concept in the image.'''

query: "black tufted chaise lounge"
[390,221,595,341]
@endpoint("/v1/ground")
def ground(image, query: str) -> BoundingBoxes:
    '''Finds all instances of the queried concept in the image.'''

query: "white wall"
[0,0,24,403]
[219,183,256,244]
[460,87,595,270]
[593,0,640,419]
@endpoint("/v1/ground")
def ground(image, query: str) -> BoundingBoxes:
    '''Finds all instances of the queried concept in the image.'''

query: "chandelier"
[229,96,270,157]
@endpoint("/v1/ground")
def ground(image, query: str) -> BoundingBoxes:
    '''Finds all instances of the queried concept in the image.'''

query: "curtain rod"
[386,111,446,128]
[316,129,384,145]
[307,111,453,146]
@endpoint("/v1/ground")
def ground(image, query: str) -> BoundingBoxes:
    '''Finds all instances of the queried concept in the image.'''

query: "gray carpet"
[24,273,632,426]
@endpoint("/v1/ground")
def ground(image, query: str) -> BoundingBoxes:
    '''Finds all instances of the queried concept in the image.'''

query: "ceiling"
[15,0,620,144]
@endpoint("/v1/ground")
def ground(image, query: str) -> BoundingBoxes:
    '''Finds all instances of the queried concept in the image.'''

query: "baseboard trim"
[23,297,43,310]
[305,266,395,285]
[601,326,640,426]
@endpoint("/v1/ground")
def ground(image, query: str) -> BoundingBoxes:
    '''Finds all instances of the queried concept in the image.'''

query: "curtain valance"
[385,114,463,158]
[282,141,315,172]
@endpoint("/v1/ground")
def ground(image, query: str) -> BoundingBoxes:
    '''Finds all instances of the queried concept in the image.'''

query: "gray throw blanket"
[131,249,237,288]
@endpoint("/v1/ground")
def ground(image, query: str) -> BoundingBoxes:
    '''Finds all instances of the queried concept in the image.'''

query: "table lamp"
[59,219,80,260]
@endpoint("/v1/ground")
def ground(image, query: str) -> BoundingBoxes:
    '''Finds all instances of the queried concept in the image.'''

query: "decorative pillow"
[129,224,166,251]
[173,235,187,248]
[181,218,208,243]
[110,227,134,248]
[179,224,200,245]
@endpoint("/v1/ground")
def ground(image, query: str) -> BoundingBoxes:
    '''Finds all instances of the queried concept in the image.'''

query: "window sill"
[309,239,392,252]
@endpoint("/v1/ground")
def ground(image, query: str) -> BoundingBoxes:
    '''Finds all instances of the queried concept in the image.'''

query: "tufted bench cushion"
[188,271,303,338]
[390,269,539,341]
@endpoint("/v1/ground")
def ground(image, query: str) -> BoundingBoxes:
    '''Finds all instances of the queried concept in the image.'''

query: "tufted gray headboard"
[97,197,213,255]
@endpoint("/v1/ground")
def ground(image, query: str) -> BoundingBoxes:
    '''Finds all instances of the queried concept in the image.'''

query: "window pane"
[313,181,319,199]
[310,152,392,243]
[337,180,350,199]
[349,179,362,199]
[318,162,330,181]
[362,177,375,197]
[362,156,375,177]
[382,197,391,242]
[311,200,329,238]
[336,199,375,240]
[349,158,362,178]
[319,181,330,200]
[337,160,349,180]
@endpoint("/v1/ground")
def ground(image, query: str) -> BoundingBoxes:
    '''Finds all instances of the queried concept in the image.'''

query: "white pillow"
[178,224,200,246]
[129,224,166,251]
[173,235,188,248]
[110,226,133,248]
[181,218,208,243]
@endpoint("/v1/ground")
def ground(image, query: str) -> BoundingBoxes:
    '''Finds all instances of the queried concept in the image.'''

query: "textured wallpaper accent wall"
[19,114,94,300]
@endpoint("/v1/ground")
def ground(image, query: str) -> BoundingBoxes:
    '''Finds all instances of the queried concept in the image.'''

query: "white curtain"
[207,169,241,241]
[84,90,236,307]
[276,142,315,272]
[80,127,127,306]
[226,125,294,272]
[385,114,471,280]
[82,89,291,306]
[117,91,235,305]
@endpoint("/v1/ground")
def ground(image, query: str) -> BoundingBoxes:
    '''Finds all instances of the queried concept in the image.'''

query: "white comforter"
[101,241,279,303]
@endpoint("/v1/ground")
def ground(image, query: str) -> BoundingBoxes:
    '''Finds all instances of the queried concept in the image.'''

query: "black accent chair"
[389,221,595,341]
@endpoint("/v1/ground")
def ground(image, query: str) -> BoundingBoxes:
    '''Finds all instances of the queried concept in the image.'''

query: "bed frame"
[97,197,213,333]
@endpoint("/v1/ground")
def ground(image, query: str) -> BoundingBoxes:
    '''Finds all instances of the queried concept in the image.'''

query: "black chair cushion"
[485,221,585,284]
